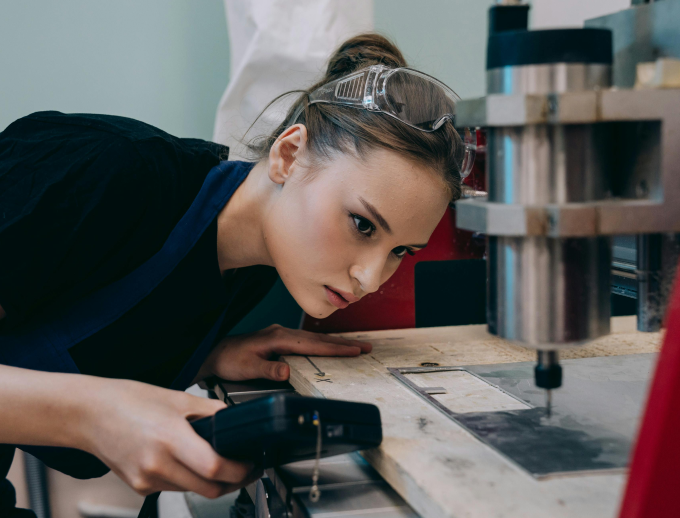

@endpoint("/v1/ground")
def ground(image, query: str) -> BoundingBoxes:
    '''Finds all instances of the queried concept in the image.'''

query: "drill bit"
[546,389,552,418]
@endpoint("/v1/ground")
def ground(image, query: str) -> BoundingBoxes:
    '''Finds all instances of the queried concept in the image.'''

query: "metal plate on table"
[270,453,419,518]
[389,354,656,479]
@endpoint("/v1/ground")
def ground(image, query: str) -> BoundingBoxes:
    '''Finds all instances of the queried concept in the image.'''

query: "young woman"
[0,34,467,511]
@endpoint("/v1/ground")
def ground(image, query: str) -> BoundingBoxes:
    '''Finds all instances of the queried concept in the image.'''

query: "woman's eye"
[392,246,414,258]
[352,214,375,236]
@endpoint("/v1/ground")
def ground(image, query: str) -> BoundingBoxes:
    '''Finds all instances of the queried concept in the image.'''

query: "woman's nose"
[349,254,387,295]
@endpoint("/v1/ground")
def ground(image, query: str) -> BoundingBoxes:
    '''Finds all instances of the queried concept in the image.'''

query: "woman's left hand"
[197,324,372,383]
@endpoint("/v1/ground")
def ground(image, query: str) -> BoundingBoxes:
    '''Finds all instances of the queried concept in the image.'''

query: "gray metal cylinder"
[486,123,611,205]
[486,63,613,347]
[488,236,611,346]
[487,63,611,95]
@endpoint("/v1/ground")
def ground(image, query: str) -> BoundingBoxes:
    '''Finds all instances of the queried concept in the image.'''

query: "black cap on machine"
[535,350,562,390]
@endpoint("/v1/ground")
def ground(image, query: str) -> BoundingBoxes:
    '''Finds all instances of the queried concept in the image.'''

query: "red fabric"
[619,259,680,518]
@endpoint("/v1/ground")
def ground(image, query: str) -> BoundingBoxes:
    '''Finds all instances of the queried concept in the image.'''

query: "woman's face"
[263,145,450,319]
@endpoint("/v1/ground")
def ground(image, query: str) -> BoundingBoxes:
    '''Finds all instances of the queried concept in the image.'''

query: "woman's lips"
[324,285,359,309]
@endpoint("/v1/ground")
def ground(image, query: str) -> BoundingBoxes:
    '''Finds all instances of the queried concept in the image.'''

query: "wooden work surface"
[283,316,661,518]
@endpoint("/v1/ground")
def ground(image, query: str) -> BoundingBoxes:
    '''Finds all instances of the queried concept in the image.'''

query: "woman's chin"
[312,305,338,319]
[298,298,338,320]
[283,282,340,319]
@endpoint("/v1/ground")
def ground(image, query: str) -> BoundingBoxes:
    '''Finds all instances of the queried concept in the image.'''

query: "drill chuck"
[534,350,562,390]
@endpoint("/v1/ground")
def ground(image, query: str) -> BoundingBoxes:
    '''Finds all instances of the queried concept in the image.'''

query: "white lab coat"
[213,0,374,160]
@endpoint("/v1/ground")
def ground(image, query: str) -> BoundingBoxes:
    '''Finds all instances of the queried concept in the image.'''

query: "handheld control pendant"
[137,394,382,518]
[189,394,382,467]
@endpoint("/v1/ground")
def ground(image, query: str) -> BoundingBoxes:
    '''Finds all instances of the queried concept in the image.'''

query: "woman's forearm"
[0,364,261,497]
[0,365,97,451]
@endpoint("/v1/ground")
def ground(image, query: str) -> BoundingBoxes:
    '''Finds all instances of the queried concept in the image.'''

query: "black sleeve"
[0,112,226,327]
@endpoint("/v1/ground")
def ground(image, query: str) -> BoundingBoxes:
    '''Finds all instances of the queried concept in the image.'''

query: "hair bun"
[325,33,407,81]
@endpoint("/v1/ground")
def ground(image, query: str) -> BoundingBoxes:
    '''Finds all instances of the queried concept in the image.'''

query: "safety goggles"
[306,64,476,177]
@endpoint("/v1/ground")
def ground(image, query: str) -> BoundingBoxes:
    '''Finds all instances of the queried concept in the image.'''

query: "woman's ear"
[268,124,308,185]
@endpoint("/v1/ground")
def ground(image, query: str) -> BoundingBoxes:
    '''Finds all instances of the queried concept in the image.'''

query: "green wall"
[0,0,229,139]
[0,0,497,136]
[375,0,495,100]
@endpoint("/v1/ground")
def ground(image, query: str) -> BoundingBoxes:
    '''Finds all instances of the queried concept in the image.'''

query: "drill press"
[456,1,680,416]
[463,24,614,414]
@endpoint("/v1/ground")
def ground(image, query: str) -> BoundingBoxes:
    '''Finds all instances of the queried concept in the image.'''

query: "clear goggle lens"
[310,65,477,178]
[459,128,477,179]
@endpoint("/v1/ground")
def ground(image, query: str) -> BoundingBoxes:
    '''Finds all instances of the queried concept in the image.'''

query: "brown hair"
[245,33,464,201]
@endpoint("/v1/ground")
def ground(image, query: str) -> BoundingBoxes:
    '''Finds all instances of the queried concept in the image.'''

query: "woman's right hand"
[82,378,262,498]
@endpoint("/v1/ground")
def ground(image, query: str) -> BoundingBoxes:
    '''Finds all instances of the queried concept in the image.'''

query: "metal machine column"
[483,28,615,399]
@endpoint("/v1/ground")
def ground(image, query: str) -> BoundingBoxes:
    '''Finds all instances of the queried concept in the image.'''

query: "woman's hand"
[83,378,262,498]
[0,366,261,499]
[199,324,372,382]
